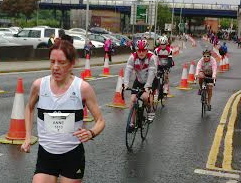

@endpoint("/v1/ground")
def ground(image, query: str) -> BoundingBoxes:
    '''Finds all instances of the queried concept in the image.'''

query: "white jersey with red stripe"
[154,46,172,66]
[124,51,157,88]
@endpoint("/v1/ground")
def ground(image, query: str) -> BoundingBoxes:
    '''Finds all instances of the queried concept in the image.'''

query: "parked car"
[5,27,65,49]
[88,33,120,46]
[0,36,21,46]
[67,33,104,49]
[68,28,90,35]
[0,28,16,36]
[89,27,112,34]
[111,34,131,41]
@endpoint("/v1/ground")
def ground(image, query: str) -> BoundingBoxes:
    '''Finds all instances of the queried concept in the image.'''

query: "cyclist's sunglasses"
[203,55,210,58]
[137,49,148,53]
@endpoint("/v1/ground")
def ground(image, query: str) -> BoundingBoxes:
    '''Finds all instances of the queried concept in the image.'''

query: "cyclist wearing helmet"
[195,50,217,111]
[154,36,174,95]
[124,39,157,124]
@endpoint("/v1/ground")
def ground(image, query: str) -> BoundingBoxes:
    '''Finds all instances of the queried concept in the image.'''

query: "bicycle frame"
[156,65,170,106]
[122,85,151,151]
[200,77,215,117]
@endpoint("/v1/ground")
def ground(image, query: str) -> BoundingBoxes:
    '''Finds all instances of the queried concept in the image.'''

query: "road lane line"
[223,94,241,170]
[226,180,238,183]
[206,90,241,169]
[0,153,3,157]
[194,169,240,179]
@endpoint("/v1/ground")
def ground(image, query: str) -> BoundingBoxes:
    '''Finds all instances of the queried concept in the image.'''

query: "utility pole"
[171,0,174,39]
[85,0,89,41]
[154,0,158,41]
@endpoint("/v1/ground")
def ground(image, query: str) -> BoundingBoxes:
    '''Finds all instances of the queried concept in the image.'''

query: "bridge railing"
[39,0,80,4]
[172,2,238,11]
[83,0,238,11]
[38,0,238,11]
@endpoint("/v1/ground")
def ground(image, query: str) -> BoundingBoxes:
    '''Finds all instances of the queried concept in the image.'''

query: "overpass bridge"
[38,0,238,18]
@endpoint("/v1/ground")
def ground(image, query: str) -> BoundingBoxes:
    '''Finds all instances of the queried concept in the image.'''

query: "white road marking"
[226,180,238,183]
[0,153,3,157]
[194,169,240,179]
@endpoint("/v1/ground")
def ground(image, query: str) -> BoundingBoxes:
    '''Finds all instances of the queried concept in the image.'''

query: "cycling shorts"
[35,144,85,179]
[132,78,158,94]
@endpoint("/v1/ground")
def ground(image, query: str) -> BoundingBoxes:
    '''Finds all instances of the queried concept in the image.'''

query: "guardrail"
[38,0,238,11]
[0,45,131,61]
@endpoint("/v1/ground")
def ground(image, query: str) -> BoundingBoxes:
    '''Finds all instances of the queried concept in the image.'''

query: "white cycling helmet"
[158,36,168,45]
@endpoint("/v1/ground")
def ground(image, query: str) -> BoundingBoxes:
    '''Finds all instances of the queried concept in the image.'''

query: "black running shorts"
[35,144,85,179]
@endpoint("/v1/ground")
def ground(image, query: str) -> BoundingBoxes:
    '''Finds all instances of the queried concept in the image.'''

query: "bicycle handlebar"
[121,84,152,102]
[194,77,216,86]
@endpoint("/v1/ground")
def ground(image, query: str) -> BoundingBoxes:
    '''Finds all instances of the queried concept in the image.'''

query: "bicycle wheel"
[153,89,159,112]
[140,106,150,140]
[125,106,138,151]
[201,90,207,118]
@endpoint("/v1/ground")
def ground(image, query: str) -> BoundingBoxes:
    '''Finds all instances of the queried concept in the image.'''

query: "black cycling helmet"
[202,49,211,56]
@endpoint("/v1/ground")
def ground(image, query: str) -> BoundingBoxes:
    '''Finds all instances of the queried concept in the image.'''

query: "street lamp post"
[179,0,184,34]
[154,0,158,45]
[171,0,174,39]
[85,0,89,41]
[36,0,40,26]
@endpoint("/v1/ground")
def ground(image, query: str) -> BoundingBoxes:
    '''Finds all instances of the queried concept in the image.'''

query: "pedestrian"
[84,39,94,57]
[48,34,55,48]
[103,38,112,63]
[20,40,105,183]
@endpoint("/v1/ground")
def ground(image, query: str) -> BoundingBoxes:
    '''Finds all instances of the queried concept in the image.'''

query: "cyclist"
[219,42,228,59]
[154,36,174,95]
[195,49,217,111]
[123,39,157,126]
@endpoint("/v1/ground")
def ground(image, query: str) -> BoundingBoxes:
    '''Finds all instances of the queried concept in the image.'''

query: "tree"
[0,0,38,20]
[156,2,172,32]
[20,0,38,21]
[0,0,21,17]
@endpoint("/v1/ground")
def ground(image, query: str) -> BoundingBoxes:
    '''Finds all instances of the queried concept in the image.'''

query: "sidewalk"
[0,54,130,73]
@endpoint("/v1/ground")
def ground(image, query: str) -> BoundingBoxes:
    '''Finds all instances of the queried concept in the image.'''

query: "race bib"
[44,113,75,133]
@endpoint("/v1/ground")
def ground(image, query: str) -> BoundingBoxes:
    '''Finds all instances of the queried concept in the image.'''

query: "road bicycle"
[122,86,153,151]
[153,65,170,109]
[196,77,215,118]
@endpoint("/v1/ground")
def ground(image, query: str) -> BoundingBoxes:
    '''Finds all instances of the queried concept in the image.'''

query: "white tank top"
[37,75,84,154]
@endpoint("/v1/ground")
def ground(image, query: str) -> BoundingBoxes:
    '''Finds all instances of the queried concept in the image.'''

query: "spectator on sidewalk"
[84,39,94,57]
[103,38,113,63]
[48,34,55,48]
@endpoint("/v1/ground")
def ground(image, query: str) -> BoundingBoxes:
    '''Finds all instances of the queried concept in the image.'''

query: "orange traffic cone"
[225,56,230,70]
[6,78,25,140]
[100,53,111,77]
[84,53,95,80]
[83,106,94,122]
[188,61,195,84]
[223,56,228,71]
[107,68,127,108]
[0,78,37,144]
[218,57,225,73]
[176,63,192,90]
[80,71,86,80]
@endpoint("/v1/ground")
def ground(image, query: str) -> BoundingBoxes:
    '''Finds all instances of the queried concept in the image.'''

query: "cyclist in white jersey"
[124,39,157,123]
[21,40,105,183]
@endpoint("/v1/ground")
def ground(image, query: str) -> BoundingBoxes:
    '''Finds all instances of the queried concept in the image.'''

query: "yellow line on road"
[223,94,241,170]
[206,90,241,169]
